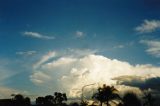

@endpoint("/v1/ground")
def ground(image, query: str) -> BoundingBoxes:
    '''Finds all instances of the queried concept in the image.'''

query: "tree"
[70,102,80,106]
[12,94,31,106]
[13,94,25,106]
[54,92,67,105]
[24,97,31,106]
[143,92,155,106]
[36,97,45,105]
[80,100,88,106]
[122,92,141,106]
[44,95,55,105]
[92,84,120,106]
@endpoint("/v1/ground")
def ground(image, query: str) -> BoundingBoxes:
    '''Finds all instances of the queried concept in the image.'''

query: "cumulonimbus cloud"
[113,75,160,91]
[30,50,160,97]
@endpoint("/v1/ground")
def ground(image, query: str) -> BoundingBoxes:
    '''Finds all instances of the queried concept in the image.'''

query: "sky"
[0,0,160,99]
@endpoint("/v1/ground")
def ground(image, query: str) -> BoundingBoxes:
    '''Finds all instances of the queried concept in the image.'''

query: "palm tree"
[92,84,120,106]
[122,92,141,106]
[80,100,88,106]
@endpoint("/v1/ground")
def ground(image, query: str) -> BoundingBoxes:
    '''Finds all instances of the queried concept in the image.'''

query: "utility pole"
[81,83,96,102]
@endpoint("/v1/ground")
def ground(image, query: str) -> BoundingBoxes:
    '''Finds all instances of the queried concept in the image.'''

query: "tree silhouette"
[24,97,31,106]
[117,102,123,106]
[143,91,155,106]
[80,100,88,106]
[70,102,80,106]
[35,93,67,106]
[36,97,45,105]
[44,95,55,105]
[12,94,31,106]
[13,94,25,106]
[1,86,160,106]
[92,84,120,106]
[54,92,67,105]
[122,92,142,106]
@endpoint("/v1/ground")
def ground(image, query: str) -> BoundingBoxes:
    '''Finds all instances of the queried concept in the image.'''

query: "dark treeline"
[0,84,159,106]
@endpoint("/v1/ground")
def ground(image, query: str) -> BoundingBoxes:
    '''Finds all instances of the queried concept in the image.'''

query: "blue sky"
[0,0,160,98]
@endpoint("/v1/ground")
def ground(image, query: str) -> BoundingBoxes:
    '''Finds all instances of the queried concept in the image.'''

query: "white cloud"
[30,71,51,85]
[23,31,55,40]
[113,45,124,49]
[113,75,160,93]
[16,51,37,56]
[0,59,31,99]
[135,19,160,33]
[30,50,160,97]
[112,42,135,50]
[140,40,160,57]
[33,49,97,69]
[33,51,56,69]
[75,31,85,38]
[116,85,143,96]
[0,60,17,85]
[66,48,97,57]
[0,87,17,98]
[0,87,19,99]
[0,86,30,99]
